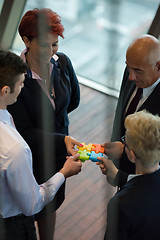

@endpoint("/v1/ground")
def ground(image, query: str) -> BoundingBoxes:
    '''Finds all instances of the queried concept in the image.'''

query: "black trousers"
[0,215,37,240]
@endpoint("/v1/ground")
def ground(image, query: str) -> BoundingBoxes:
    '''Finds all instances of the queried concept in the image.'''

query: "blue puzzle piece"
[87,151,103,162]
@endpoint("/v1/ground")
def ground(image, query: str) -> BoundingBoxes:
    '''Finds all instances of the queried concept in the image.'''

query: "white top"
[0,109,65,218]
[127,174,141,182]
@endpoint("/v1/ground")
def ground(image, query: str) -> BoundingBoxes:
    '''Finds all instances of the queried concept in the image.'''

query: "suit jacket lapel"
[50,57,60,100]
[122,81,135,122]
[25,77,55,114]
[138,82,160,112]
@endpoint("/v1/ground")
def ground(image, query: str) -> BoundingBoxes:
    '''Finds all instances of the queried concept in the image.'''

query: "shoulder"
[0,124,19,153]
[0,124,27,153]
[56,52,68,63]
[0,124,31,167]
[18,75,40,98]
[56,52,73,68]
[120,67,133,90]
[56,52,68,60]
[110,179,141,205]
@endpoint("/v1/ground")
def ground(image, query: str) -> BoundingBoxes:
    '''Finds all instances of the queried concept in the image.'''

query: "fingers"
[101,142,112,149]
[77,159,82,164]
[66,154,82,168]
[96,156,107,175]
[69,149,77,156]
[69,136,83,147]
[96,161,101,166]
[101,142,108,148]
[101,142,113,156]
[70,153,80,161]
[77,161,82,171]
[97,156,107,163]
[99,164,107,175]
[65,136,83,156]
[61,154,82,178]
[76,142,83,147]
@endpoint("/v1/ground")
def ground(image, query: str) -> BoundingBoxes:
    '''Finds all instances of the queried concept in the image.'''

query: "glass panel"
[11,0,159,92]
[0,0,4,13]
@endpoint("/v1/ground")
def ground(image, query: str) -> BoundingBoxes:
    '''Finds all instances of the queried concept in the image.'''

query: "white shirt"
[127,174,141,182]
[0,109,65,218]
[125,78,160,114]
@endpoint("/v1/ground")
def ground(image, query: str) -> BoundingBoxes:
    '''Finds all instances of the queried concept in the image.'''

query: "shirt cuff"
[47,172,65,192]
[41,172,65,203]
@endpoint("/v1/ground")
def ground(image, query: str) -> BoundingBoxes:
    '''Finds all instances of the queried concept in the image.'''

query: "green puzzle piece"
[78,150,90,162]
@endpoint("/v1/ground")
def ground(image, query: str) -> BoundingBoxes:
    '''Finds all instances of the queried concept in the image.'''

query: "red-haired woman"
[8,8,80,240]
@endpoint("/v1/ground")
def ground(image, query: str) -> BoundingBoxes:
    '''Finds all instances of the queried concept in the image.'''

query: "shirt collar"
[20,49,59,80]
[0,109,12,126]
[143,78,160,98]
[127,174,141,182]
[127,166,160,182]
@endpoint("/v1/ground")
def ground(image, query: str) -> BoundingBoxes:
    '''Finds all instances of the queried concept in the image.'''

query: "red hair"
[19,8,64,41]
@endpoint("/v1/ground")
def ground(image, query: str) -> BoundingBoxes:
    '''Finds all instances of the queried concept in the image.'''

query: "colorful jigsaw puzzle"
[77,143,105,162]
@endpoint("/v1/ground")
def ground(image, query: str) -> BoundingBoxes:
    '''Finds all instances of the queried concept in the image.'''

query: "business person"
[0,50,82,240]
[102,34,160,187]
[8,8,80,239]
[98,111,160,240]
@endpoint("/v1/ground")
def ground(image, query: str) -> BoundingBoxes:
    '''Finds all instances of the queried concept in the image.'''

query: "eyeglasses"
[121,135,139,159]
[121,135,129,149]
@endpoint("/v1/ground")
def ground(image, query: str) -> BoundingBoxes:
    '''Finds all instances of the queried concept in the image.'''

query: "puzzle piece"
[77,143,95,152]
[83,143,95,151]
[87,151,103,162]
[91,144,105,154]
[78,149,90,162]
[77,142,105,163]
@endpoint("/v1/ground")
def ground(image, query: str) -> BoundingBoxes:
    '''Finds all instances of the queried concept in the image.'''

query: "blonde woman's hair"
[125,110,160,167]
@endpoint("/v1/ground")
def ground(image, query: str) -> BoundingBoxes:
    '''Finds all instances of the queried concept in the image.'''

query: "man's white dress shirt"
[125,78,160,114]
[0,109,65,218]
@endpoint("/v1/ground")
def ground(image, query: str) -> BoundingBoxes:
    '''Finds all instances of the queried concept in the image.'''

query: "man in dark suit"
[101,34,160,187]
[99,111,160,240]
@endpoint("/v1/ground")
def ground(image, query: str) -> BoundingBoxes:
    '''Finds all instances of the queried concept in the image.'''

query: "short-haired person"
[8,8,80,239]
[0,50,82,240]
[102,34,160,188]
[98,111,160,239]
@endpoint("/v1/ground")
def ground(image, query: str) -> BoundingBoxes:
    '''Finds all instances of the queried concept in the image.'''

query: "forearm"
[39,172,65,206]
[7,143,65,216]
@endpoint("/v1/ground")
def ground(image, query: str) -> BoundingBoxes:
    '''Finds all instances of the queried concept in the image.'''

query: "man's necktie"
[125,88,143,117]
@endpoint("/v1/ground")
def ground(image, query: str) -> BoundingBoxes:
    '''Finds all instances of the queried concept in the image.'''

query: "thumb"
[97,156,103,162]
[101,142,111,149]
[101,143,107,147]
[97,156,107,164]
[72,153,80,161]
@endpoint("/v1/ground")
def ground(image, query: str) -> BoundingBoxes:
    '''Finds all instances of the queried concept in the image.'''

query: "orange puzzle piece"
[91,144,105,153]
